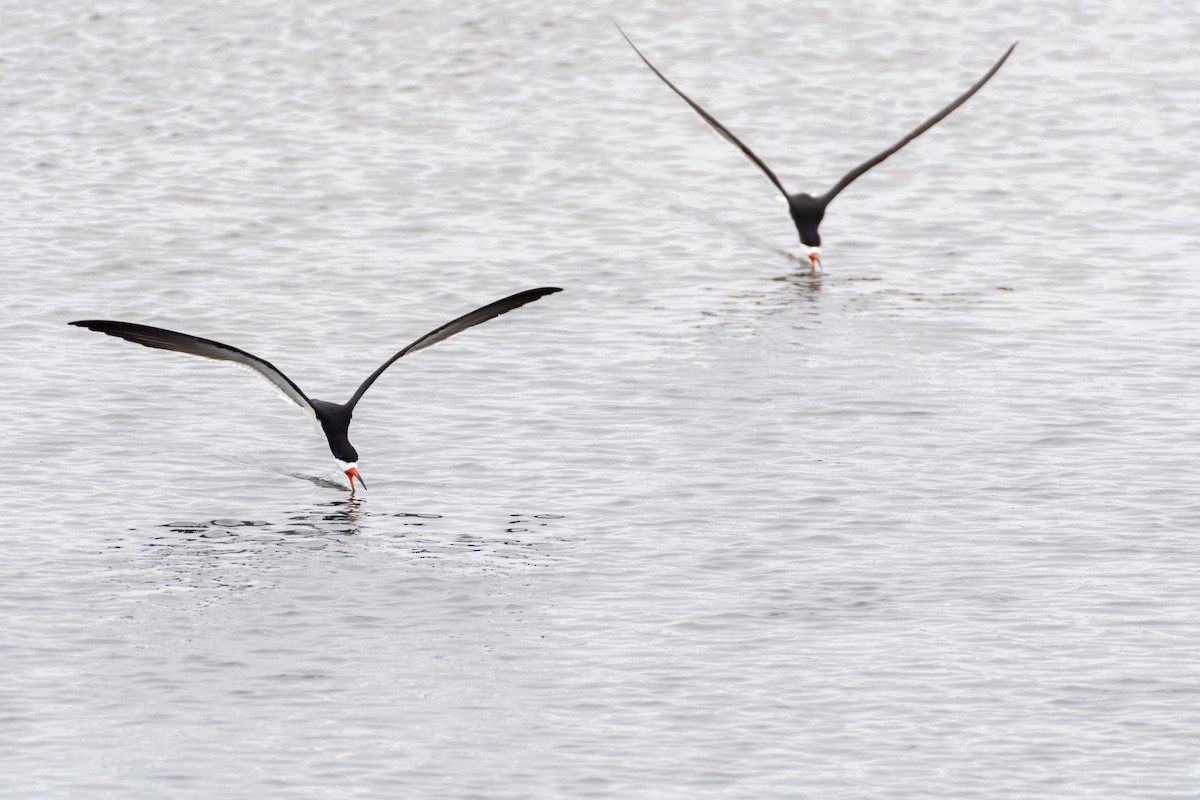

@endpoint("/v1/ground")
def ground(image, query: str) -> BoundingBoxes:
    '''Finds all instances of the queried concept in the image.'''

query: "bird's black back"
[310,399,358,463]
[787,194,827,247]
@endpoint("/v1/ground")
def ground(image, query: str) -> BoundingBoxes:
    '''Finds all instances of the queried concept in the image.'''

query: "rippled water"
[3,0,1199,797]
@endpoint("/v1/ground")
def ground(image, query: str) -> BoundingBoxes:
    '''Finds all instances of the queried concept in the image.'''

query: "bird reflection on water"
[130,500,374,592]
[158,497,405,544]
[111,503,565,594]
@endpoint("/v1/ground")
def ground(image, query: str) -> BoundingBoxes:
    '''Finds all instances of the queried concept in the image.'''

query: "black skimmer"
[70,287,562,493]
[617,25,1016,271]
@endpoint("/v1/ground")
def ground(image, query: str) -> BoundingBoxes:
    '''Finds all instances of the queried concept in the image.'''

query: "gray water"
[3,0,1199,797]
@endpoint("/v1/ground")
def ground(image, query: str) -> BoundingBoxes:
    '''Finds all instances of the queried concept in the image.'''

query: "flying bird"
[617,25,1016,271]
[70,287,562,493]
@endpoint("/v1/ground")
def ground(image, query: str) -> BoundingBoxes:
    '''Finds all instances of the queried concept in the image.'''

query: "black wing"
[69,320,317,423]
[616,23,790,200]
[345,287,563,409]
[820,42,1017,205]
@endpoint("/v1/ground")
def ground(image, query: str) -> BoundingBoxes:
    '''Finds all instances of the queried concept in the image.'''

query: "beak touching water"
[345,466,366,493]
[806,247,822,273]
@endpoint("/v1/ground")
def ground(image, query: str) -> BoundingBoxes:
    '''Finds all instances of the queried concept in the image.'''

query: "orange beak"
[345,467,366,493]
[808,251,822,272]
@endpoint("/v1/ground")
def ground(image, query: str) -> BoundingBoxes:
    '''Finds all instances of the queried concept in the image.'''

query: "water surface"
[2,0,1199,797]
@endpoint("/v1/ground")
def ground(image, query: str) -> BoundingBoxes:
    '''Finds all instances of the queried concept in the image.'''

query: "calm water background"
[2,0,1199,797]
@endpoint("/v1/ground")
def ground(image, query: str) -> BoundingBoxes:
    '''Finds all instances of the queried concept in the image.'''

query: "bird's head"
[336,459,366,493]
[805,246,822,272]
[345,465,366,493]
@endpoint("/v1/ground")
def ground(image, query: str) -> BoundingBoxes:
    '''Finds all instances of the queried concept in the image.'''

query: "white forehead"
[334,459,358,472]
